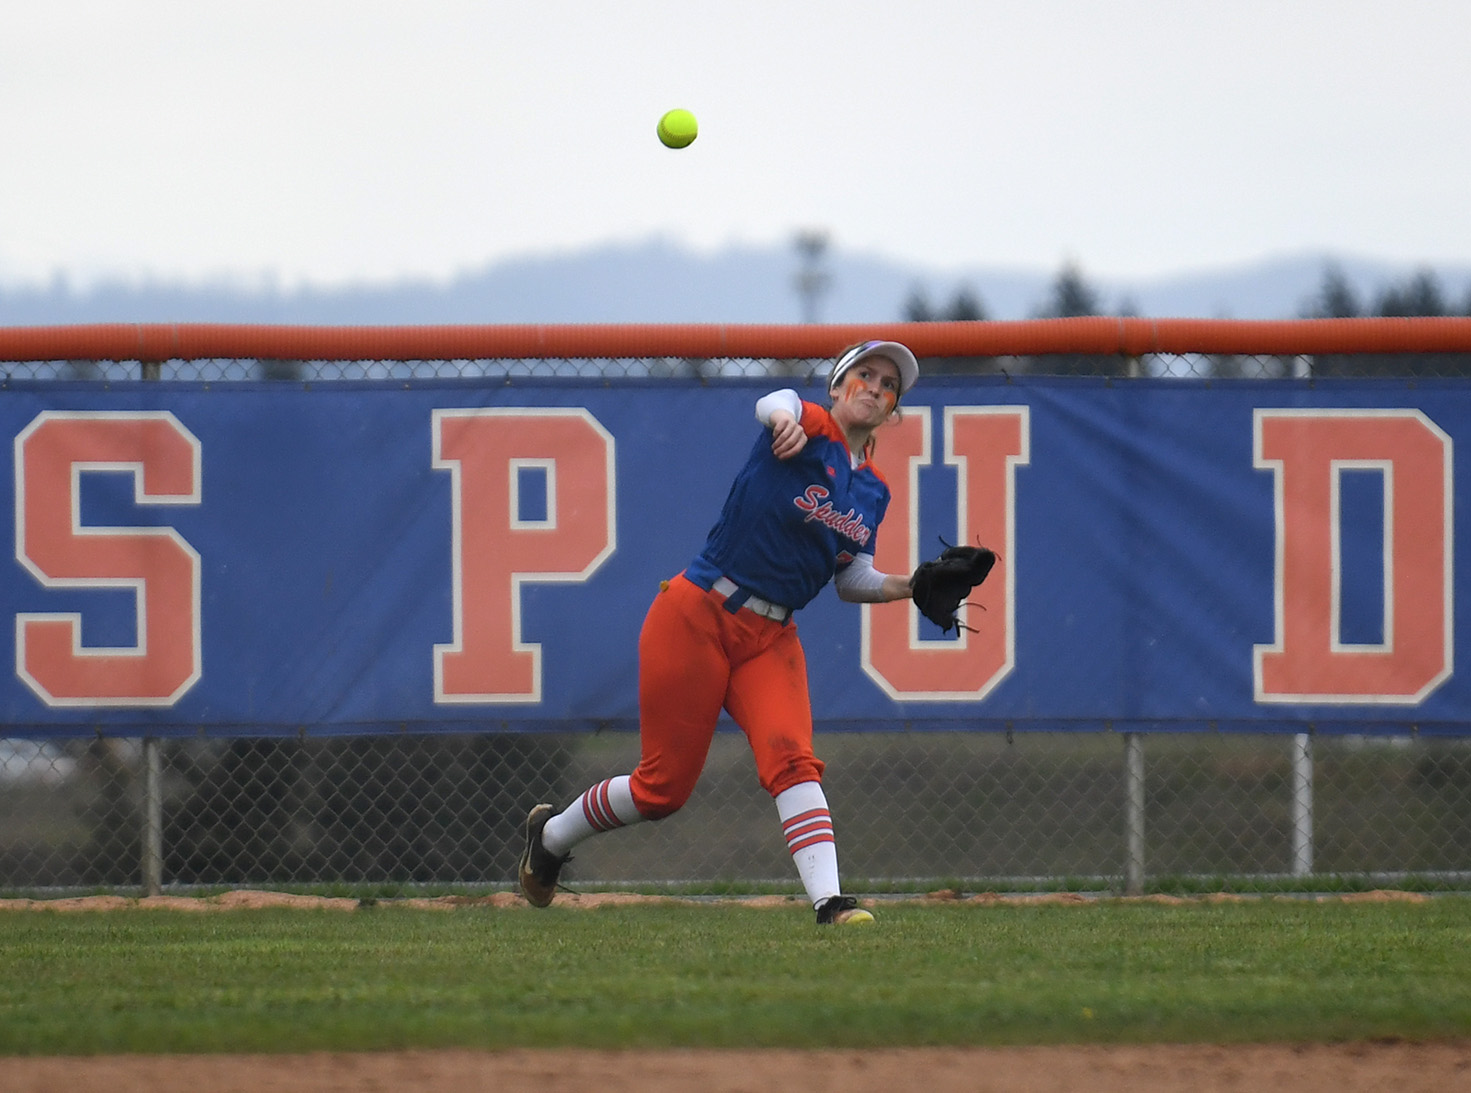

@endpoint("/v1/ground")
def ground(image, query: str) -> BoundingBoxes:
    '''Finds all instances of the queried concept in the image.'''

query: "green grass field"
[2,898,1468,1055]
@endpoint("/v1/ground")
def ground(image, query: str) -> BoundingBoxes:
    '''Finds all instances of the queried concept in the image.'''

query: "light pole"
[794,230,831,324]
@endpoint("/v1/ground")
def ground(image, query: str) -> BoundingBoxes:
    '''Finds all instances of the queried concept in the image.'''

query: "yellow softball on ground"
[657,108,698,149]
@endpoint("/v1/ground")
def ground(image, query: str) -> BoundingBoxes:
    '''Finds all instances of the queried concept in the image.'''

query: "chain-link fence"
[2,730,1468,896]
[3,336,1470,896]
[5,349,1471,384]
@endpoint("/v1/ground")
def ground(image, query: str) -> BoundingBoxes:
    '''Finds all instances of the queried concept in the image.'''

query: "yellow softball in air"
[657,108,698,149]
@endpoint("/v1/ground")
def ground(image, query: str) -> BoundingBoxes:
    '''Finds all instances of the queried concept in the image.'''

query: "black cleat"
[518,803,569,908]
[815,894,875,926]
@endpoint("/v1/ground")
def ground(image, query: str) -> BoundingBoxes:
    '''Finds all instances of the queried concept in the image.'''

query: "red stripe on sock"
[582,784,610,830]
[785,823,832,846]
[781,808,830,836]
[788,832,836,854]
[597,780,621,830]
[785,819,834,849]
[581,779,624,832]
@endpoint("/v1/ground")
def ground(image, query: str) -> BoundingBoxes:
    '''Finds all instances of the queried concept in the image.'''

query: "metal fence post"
[142,737,163,895]
[1123,732,1145,895]
[1291,732,1314,877]
[138,355,164,897]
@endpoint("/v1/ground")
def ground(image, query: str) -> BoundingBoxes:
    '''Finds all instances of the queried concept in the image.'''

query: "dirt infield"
[3,1042,1469,1093]
[3,890,1464,1092]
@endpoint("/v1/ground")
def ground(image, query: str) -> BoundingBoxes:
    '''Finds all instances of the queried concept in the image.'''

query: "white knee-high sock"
[541,775,643,857]
[775,781,841,908]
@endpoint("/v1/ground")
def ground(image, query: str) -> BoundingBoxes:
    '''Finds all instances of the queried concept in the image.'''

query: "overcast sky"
[3,1,1469,289]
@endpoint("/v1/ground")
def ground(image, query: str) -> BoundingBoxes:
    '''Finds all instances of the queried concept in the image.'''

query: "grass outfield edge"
[0,887,1461,913]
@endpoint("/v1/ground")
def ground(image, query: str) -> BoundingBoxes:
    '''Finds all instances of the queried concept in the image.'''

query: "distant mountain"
[2,241,1470,326]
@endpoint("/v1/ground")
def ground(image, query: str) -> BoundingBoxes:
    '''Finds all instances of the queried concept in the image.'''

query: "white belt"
[712,576,792,623]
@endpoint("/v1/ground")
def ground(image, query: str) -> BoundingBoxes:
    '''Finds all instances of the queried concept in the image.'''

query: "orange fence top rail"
[3,317,1471,363]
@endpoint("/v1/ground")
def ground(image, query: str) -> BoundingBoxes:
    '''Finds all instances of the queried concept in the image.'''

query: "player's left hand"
[769,413,807,460]
[910,542,997,633]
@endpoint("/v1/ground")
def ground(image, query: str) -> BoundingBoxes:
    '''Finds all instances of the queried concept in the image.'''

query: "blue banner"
[2,376,1465,737]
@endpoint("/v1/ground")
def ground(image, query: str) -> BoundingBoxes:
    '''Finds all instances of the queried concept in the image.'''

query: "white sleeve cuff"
[755,389,803,426]
[834,552,890,602]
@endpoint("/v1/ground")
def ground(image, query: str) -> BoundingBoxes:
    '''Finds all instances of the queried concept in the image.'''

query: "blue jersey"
[684,399,891,611]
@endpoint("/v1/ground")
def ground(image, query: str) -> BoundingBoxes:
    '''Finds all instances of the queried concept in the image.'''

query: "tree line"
[1299,265,1471,319]
[903,263,1471,378]
[904,263,1114,323]
[904,262,1471,323]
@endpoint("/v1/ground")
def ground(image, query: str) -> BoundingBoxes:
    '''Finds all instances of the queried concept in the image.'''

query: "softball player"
[520,341,922,925]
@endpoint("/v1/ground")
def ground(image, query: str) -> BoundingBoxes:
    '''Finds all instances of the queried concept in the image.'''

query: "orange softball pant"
[628,573,825,820]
